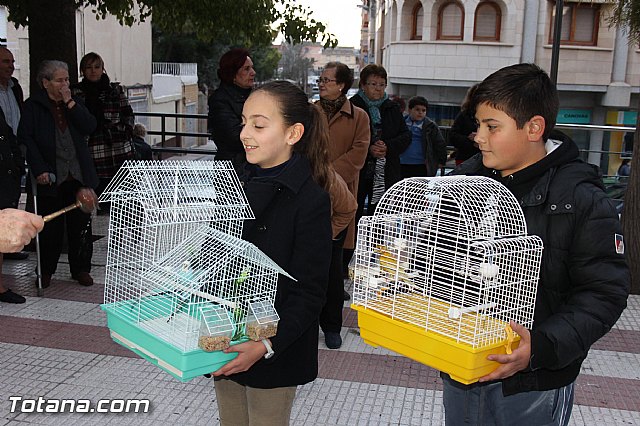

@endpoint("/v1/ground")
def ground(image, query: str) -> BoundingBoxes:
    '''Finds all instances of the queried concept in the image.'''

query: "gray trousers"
[214,378,297,426]
[442,375,574,426]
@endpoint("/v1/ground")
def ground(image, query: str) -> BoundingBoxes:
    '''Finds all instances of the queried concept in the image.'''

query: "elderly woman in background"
[207,48,255,166]
[350,64,410,217]
[71,52,135,202]
[316,61,370,349]
[18,60,98,289]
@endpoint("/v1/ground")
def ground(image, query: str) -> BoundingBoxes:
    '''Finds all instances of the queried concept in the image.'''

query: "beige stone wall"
[79,7,152,87]
[378,0,637,90]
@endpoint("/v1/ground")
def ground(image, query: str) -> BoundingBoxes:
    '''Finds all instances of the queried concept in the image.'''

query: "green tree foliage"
[0,0,336,91]
[608,0,640,44]
[0,0,337,47]
[152,27,281,92]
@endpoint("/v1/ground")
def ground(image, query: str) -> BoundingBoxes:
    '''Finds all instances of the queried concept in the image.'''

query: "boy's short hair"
[408,96,428,110]
[470,63,559,141]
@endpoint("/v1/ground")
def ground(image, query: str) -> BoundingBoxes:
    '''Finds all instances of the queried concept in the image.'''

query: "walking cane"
[31,174,44,297]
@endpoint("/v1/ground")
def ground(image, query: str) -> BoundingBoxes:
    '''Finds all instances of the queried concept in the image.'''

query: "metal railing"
[136,112,210,145]
[151,62,198,77]
[137,112,636,169]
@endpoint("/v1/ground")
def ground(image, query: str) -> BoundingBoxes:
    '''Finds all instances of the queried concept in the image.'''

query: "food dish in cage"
[351,176,543,384]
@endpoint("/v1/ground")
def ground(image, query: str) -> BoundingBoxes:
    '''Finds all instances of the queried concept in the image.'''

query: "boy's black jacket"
[450,133,630,395]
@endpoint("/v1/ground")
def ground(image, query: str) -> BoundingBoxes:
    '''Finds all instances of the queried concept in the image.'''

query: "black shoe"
[0,289,26,304]
[3,251,29,260]
[72,272,94,287]
[324,332,342,349]
[343,290,351,301]
[36,274,52,289]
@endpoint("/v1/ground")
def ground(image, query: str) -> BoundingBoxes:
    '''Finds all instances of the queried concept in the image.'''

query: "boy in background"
[447,63,630,425]
[401,96,447,178]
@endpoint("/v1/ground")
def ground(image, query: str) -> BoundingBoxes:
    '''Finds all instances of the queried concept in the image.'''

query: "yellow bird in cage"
[375,244,419,293]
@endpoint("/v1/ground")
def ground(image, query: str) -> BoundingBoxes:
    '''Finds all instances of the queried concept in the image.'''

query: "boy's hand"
[478,321,531,382]
[212,340,266,377]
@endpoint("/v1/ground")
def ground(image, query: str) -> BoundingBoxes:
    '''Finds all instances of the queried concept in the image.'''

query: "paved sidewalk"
[1,207,639,425]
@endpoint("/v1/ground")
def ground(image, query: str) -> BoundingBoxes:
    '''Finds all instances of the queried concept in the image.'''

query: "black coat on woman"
[71,74,135,181]
[18,88,98,196]
[350,94,411,190]
[0,111,24,209]
[228,153,332,389]
[0,77,24,209]
[207,82,251,165]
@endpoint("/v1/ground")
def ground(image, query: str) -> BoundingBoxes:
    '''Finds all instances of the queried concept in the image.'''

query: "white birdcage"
[98,160,289,381]
[351,176,543,384]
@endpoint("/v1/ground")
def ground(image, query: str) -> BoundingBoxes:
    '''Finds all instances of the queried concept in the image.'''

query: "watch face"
[264,351,274,359]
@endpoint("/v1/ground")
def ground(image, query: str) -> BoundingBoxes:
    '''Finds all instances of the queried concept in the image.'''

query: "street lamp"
[550,0,564,85]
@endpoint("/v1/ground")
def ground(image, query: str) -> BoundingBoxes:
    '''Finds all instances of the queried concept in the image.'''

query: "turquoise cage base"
[101,300,238,382]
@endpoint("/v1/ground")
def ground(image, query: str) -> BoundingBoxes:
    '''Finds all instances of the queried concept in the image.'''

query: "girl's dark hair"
[461,83,479,112]
[324,61,353,95]
[79,52,105,76]
[359,64,387,88]
[253,80,331,191]
[218,48,250,85]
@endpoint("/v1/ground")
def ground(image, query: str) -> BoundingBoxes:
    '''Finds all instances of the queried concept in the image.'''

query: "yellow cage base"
[351,304,520,385]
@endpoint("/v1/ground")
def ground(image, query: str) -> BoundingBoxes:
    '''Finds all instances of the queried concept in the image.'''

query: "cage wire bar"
[99,160,288,359]
[352,176,543,349]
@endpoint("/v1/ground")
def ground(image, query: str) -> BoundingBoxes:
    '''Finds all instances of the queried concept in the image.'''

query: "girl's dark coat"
[230,155,332,388]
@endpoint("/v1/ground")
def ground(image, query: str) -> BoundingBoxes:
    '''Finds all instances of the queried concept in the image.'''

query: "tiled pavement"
[1,204,639,425]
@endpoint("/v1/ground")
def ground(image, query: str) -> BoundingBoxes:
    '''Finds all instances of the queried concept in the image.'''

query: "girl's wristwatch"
[261,339,274,359]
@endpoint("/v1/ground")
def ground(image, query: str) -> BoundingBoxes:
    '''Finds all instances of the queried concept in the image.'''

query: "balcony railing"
[152,62,198,77]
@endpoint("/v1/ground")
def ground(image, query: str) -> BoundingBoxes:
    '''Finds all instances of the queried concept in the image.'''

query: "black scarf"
[78,73,111,128]
[319,95,347,120]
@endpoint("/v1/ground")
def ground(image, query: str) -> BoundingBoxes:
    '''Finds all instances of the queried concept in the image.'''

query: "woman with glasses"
[18,60,98,289]
[316,61,370,349]
[207,48,256,167]
[350,64,410,218]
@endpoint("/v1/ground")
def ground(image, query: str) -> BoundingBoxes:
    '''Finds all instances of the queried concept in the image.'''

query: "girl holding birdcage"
[211,81,332,425]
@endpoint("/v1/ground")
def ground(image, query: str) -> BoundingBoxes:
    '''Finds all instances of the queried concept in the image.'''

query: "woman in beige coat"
[316,61,370,348]
[316,62,370,253]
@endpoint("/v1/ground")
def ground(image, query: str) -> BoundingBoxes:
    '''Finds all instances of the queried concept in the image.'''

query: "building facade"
[364,0,639,174]
[1,5,203,149]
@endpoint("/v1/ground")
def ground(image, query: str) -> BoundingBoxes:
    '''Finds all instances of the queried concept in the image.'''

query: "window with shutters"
[474,2,501,41]
[437,2,464,41]
[548,1,600,46]
[412,3,424,40]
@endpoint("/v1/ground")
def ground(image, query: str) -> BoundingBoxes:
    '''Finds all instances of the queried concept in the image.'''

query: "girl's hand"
[478,322,531,382]
[212,340,267,377]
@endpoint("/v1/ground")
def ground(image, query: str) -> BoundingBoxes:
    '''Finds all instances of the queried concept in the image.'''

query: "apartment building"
[363,0,639,174]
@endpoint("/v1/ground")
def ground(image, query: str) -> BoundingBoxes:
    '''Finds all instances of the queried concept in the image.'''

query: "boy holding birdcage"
[446,63,630,425]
